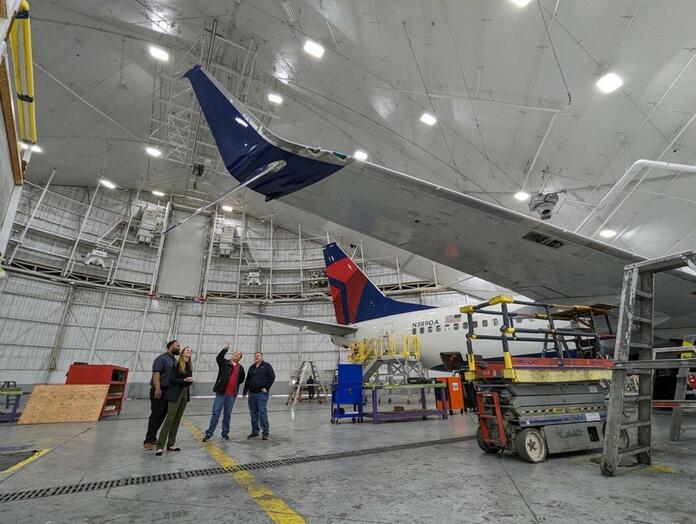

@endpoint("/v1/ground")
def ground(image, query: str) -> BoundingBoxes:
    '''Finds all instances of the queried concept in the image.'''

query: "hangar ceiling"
[22,0,696,267]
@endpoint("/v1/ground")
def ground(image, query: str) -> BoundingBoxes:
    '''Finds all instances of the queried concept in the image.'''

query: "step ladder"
[286,361,327,406]
[601,250,696,476]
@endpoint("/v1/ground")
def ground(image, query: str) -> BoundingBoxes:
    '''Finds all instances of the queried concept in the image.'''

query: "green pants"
[158,389,188,449]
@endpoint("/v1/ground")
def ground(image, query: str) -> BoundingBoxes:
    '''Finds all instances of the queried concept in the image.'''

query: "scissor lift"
[462,296,616,463]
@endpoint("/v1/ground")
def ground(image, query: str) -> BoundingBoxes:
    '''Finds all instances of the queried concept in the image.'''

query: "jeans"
[205,394,237,439]
[157,389,188,449]
[248,391,269,435]
[144,387,169,444]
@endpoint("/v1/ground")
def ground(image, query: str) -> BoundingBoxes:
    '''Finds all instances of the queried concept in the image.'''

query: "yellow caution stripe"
[182,418,306,524]
[2,448,50,473]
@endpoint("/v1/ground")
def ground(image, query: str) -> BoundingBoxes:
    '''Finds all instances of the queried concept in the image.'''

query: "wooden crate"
[18,385,110,424]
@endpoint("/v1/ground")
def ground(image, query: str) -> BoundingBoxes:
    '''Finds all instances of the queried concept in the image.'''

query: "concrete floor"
[0,397,694,523]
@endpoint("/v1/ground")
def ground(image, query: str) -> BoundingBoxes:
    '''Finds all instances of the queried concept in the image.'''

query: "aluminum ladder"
[286,360,327,406]
[601,250,696,476]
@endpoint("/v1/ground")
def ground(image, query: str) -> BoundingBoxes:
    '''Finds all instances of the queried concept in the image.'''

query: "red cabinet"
[66,364,129,418]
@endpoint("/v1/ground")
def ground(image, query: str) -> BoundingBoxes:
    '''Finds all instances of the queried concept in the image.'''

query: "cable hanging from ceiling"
[536,0,572,105]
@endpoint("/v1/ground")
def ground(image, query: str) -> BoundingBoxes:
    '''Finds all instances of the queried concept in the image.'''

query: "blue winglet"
[184,65,344,200]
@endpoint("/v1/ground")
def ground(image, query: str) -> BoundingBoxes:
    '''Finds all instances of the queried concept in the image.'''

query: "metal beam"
[87,291,108,364]
[63,183,100,276]
[44,284,75,380]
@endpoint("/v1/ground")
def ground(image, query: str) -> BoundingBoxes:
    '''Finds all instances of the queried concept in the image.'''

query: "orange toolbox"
[436,376,465,414]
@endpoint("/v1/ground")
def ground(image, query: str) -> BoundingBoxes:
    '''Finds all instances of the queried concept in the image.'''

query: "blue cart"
[331,364,364,424]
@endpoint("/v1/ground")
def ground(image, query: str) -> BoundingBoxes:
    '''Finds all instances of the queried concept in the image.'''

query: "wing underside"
[247,312,357,337]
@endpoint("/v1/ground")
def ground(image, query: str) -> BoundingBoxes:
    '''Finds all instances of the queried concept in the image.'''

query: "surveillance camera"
[528,192,559,221]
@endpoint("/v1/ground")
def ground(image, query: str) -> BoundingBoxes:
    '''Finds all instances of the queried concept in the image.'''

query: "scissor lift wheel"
[516,428,548,463]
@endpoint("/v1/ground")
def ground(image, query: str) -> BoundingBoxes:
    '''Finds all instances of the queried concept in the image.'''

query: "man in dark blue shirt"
[243,352,275,440]
[143,340,180,449]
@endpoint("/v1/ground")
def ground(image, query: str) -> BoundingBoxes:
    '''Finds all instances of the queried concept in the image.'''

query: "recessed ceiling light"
[146,146,162,157]
[303,39,325,58]
[221,205,233,212]
[420,112,437,126]
[514,191,530,201]
[596,72,623,93]
[234,116,249,127]
[30,144,42,153]
[149,45,169,62]
[599,229,617,238]
[268,93,283,104]
[152,190,165,197]
[510,0,531,7]
[100,179,116,190]
[354,150,368,161]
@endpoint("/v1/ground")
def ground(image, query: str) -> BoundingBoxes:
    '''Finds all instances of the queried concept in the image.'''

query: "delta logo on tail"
[323,243,433,325]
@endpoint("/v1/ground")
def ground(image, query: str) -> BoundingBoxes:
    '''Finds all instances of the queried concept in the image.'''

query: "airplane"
[182,65,696,345]
[248,242,605,371]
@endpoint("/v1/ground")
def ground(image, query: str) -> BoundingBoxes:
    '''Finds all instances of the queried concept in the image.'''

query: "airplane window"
[493,319,499,326]
[482,320,488,327]
[444,324,450,331]
[453,323,459,331]
[473,321,479,328]
[428,326,433,333]
[412,328,417,335]
[463,322,468,329]
[436,325,441,332]
[420,327,425,334]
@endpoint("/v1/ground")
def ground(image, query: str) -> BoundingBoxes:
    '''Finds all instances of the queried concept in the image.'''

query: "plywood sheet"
[18,385,109,424]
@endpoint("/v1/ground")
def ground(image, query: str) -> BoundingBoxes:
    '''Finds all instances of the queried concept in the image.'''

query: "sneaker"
[222,435,229,440]
[202,437,210,442]
[155,449,163,456]
[143,442,157,450]
[247,433,259,439]
[262,434,269,440]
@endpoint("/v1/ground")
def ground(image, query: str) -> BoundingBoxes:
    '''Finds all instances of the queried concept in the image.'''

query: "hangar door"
[157,211,208,297]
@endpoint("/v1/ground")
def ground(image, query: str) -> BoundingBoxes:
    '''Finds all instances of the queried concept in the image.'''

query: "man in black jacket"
[243,352,275,440]
[203,343,245,442]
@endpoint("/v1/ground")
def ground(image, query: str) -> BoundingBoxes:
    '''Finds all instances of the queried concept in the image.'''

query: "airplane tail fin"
[323,243,433,325]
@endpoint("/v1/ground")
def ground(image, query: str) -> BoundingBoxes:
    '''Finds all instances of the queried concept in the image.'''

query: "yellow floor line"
[2,449,50,473]
[182,418,306,524]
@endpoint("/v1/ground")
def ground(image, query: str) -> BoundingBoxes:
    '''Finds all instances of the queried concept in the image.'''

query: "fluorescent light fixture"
[599,229,617,238]
[354,150,368,161]
[268,93,283,104]
[234,116,249,127]
[420,112,437,126]
[149,45,169,62]
[303,39,325,58]
[30,144,42,153]
[514,191,530,201]
[152,190,165,197]
[596,72,623,93]
[510,0,531,7]
[221,205,233,212]
[146,146,162,157]
[100,179,116,190]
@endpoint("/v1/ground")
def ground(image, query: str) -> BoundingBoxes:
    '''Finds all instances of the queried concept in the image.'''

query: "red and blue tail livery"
[323,243,433,325]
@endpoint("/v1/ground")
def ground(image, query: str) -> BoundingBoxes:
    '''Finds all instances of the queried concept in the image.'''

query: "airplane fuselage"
[331,304,569,370]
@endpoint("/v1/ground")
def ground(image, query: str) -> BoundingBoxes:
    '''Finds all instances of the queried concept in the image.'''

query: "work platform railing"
[348,335,421,365]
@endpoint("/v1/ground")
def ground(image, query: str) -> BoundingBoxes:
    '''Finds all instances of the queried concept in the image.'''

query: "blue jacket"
[243,361,275,394]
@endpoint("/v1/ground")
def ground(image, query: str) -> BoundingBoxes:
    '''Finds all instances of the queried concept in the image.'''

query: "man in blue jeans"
[203,344,245,442]
[243,352,275,440]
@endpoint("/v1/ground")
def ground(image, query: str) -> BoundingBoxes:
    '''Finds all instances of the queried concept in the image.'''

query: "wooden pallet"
[18,385,110,424]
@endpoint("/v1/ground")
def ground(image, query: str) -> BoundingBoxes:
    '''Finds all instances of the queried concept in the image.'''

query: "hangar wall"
[0,183,477,395]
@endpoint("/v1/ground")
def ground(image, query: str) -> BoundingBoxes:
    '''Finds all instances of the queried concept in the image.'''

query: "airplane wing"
[247,312,357,337]
[186,66,696,336]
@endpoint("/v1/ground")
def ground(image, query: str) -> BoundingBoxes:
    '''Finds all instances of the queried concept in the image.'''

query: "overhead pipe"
[575,159,696,236]
[9,0,37,144]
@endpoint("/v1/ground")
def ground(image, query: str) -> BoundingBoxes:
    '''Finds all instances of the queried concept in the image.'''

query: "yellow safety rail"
[9,0,36,145]
[348,335,421,364]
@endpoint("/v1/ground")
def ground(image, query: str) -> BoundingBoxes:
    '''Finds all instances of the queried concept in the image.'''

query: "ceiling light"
[596,72,623,93]
[354,150,368,161]
[100,179,116,190]
[303,39,325,58]
[599,229,617,238]
[19,142,29,150]
[152,190,165,197]
[268,93,283,104]
[510,0,531,7]
[514,191,530,201]
[146,146,162,157]
[221,205,233,212]
[149,45,169,62]
[234,116,249,127]
[420,112,437,126]
[30,144,42,153]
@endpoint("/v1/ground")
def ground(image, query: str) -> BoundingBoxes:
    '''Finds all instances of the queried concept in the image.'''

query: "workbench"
[363,383,449,424]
